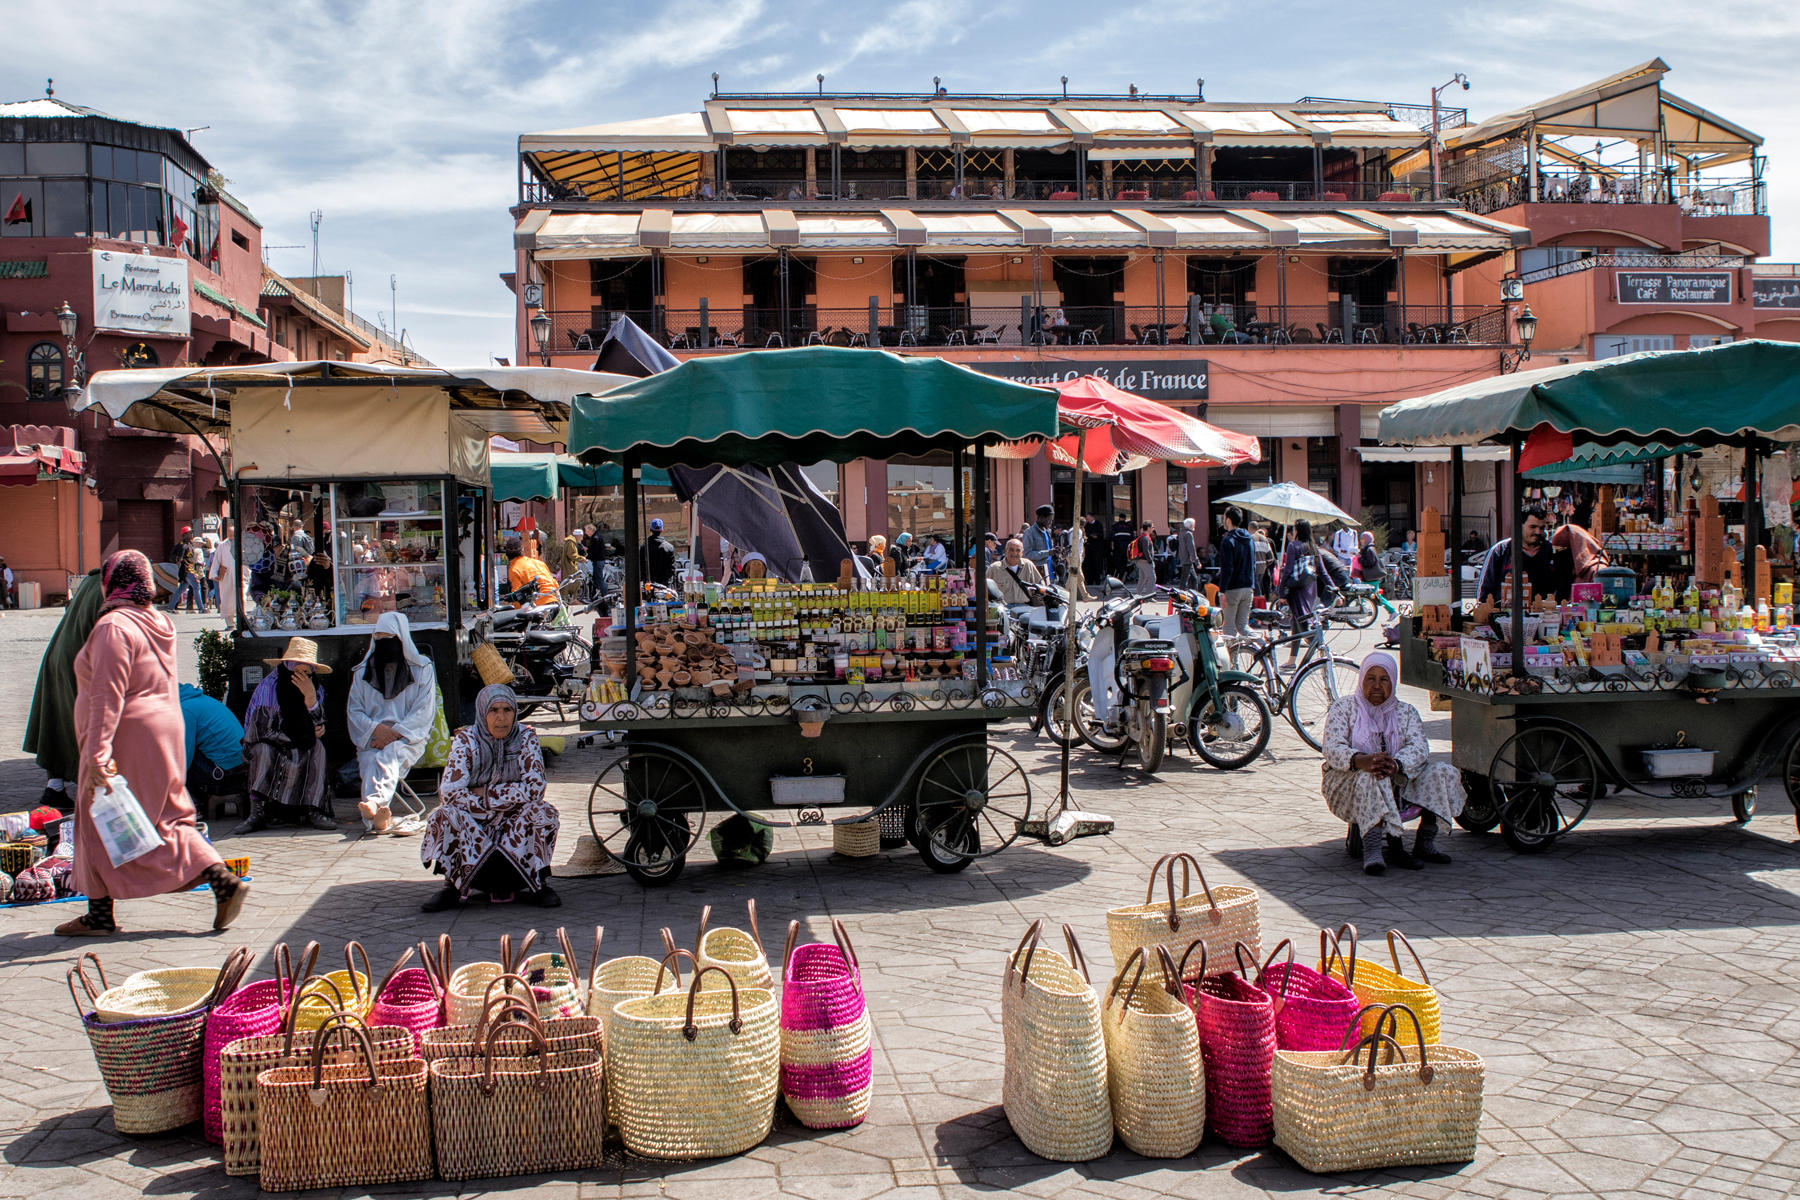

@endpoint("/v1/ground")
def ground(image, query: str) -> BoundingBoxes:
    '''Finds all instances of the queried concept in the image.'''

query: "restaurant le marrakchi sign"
[92,249,191,337]
[972,359,1209,401]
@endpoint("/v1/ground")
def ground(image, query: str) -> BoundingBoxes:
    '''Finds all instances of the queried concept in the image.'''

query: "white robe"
[345,612,437,809]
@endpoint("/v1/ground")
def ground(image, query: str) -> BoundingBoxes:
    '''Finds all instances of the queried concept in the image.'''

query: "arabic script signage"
[1752,278,1800,309]
[1615,270,1733,306]
[970,359,1209,400]
[92,249,190,337]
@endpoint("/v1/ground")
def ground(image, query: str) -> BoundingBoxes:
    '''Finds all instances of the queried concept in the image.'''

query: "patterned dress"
[241,674,331,820]
[1321,697,1465,839]
[421,725,558,894]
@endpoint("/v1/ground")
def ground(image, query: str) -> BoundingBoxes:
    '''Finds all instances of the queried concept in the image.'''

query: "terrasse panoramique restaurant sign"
[1615,270,1733,306]
[971,359,1210,401]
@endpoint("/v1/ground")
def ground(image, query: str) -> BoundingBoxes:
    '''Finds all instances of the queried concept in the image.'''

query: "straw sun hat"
[262,637,332,673]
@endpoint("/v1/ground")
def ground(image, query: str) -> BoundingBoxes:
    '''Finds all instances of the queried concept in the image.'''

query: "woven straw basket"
[446,930,536,1025]
[76,947,249,1024]
[203,944,305,1143]
[609,966,781,1159]
[518,927,587,1019]
[781,919,874,1129]
[429,1022,607,1181]
[1002,921,1113,1162]
[291,941,372,1031]
[367,938,448,1051]
[472,641,516,687]
[696,900,776,992]
[255,1021,433,1191]
[1103,946,1205,1158]
[1179,941,1276,1149]
[1107,852,1261,978]
[832,818,881,857]
[1253,938,1361,1052]
[423,987,600,1063]
[1320,924,1442,1045]
[1272,1004,1483,1173]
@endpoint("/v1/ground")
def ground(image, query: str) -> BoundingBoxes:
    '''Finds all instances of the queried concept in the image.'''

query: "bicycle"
[1226,614,1361,752]
[1321,581,1399,629]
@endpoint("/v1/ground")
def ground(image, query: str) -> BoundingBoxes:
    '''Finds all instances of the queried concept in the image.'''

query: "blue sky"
[7,1,1798,364]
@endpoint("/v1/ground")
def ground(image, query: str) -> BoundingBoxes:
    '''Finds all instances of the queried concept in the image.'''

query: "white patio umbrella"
[1218,481,1358,528]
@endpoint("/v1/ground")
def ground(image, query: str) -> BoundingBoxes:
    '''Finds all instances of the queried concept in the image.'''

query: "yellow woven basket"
[1319,925,1441,1045]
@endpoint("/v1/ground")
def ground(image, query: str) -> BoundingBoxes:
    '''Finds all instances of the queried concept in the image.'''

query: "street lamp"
[55,300,86,399]
[529,310,552,365]
[1501,303,1536,373]
[1428,73,1470,201]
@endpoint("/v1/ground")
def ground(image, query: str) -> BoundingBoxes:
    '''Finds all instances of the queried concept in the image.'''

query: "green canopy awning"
[567,346,1059,468]
[556,460,670,489]
[490,451,669,500]
[1378,340,1800,447]
[1522,440,1697,482]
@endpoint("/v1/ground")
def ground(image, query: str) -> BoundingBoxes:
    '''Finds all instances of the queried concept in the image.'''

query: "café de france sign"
[971,359,1209,400]
[92,249,190,338]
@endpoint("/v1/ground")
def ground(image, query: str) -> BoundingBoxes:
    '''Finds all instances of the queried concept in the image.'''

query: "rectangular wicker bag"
[255,1021,433,1192]
[1102,945,1205,1159]
[1272,1004,1483,1173]
[1002,921,1113,1163]
[1106,852,1261,977]
[428,1021,607,1180]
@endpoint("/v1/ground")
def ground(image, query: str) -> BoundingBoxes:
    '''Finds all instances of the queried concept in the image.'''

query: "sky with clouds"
[6,1,1798,364]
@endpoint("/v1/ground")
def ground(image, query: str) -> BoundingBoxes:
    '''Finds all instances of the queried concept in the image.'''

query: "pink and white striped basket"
[780,918,873,1129]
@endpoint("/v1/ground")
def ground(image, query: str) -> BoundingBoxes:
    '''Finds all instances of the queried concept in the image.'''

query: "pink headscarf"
[1351,651,1401,755]
[100,549,156,612]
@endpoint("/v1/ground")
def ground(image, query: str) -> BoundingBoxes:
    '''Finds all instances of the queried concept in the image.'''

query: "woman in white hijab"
[346,611,437,832]
[1320,651,1464,875]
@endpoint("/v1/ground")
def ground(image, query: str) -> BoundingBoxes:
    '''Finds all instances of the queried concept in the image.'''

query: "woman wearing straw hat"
[234,637,336,833]
[57,550,248,936]
[419,683,559,912]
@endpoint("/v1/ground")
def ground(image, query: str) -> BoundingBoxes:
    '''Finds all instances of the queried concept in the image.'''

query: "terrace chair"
[1315,323,1342,343]
[717,328,742,348]
[1129,323,1146,344]
[1246,190,1280,201]
[942,326,967,345]
[1078,327,1101,345]
[1406,322,1435,344]
[847,330,869,347]
[1288,325,1315,344]
[1319,191,1349,202]
[975,326,1002,344]
[1444,323,1471,344]
[763,331,786,348]
[805,328,828,346]
[1357,324,1385,344]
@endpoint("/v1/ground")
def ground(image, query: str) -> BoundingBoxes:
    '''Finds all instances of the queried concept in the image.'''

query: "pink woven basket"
[1178,940,1275,1148]
[1254,936,1361,1052]
[368,937,447,1051]
[779,918,873,1129]
[200,944,288,1143]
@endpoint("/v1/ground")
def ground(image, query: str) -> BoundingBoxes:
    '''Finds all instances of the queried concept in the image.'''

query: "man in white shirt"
[209,523,239,622]
[1331,524,1358,562]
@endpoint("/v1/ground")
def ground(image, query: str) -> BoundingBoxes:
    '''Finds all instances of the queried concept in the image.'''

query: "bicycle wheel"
[1333,594,1378,629]
[1286,657,1360,751]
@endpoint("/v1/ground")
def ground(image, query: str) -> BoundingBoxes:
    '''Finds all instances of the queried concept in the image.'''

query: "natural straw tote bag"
[1253,938,1361,1052]
[368,941,447,1051]
[1103,946,1205,1159]
[203,943,304,1144]
[1106,852,1261,977]
[608,965,781,1160]
[68,950,247,1136]
[217,998,414,1177]
[291,941,373,1031]
[76,946,251,1024]
[518,927,587,1019]
[780,919,874,1130]
[428,1021,608,1180]
[587,928,680,1022]
[1320,924,1443,1045]
[446,930,538,1025]
[255,1020,433,1192]
[1001,920,1114,1162]
[695,900,776,992]
[1272,1003,1484,1173]
[1178,941,1276,1149]
[422,983,601,1063]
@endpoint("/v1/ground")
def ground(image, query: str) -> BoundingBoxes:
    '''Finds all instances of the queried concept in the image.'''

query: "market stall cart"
[1377,339,1800,850]
[566,346,1060,883]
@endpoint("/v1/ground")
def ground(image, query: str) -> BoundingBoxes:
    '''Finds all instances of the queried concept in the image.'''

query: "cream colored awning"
[794,214,894,247]
[916,213,1024,246]
[1086,146,1195,160]
[520,112,713,152]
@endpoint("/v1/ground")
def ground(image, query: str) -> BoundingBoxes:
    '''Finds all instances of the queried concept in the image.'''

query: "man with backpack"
[1129,522,1157,595]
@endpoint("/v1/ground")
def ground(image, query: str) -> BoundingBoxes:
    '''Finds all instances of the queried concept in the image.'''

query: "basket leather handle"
[1143,852,1219,930]
[65,965,95,1020]
[1153,945,1185,1000]
[1232,940,1259,979]
[831,919,860,972]
[782,920,799,978]
[482,1021,551,1096]
[1009,919,1045,987]
[1344,1031,1408,1087]
[372,947,415,1002]
[746,899,763,953]
[308,1019,379,1090]
[272,942,297,1001]
[342,940,373,1004]
[70,951,108,1005]
[1386,930,1431,986]
[415,941,446,1002]
[496,933,512,975]
[1174,938,1208,989]
[1107,946,1148,1018]
[1061,924,1092,985]
[284,998,361,1055]
[1258,938,1296,1010]
[1334,923,1360,988]
[660,927,678,961]
[695,904,711,951]
[474,995,545,1040]
[652,948,699,994]
[588,925,606,990]
[555,927,581,996]
[683,966,741,1040]
[479,971,537,1012]
[1372,1002,1434,1083]
[1339,1003,1394,1051]
[210,945,255,1007]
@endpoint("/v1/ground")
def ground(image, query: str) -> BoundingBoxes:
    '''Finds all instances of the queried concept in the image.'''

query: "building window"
[1689,334,1733,349]
[231,229,249,251]
[120,341,160,369]
[1596,335,1674,358]
[26,342,64,399]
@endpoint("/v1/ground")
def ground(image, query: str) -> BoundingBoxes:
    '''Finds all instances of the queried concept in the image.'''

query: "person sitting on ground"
[346,612,438,834]
[236,637,336,833]
[503,537,560,607]
[987,537,1046,605]
[179,682,245,806]
[1321,651,1465,875]
[419,683,559,912]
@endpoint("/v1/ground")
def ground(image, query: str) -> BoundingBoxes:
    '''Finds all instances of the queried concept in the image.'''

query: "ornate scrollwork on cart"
[1018,680,1042,705]
[979,687,1010,709]
[887,692,917,713]
[1670,777,1711,798]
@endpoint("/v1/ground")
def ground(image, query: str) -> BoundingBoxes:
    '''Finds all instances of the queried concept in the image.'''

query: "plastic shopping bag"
[91,773,163,867]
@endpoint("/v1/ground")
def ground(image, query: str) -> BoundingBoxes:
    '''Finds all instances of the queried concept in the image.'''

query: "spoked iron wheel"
[587,748,710,885]
[912,741,1032,873]
[1490,727,1598,853]
[1785,734,1800,835]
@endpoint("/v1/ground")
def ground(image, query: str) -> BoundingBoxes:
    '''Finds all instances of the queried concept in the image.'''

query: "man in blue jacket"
[179,684,246,806]
[1216,506,1256,637]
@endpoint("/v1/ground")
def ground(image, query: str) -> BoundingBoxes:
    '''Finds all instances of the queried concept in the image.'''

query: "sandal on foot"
[213,881,250,931]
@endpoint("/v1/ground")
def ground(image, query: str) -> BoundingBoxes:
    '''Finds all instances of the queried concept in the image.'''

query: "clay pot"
[672,670,693,687]
[798,719,826,739]
[691,669,714,685]
[682,631,705,646]
[653,668,674,689]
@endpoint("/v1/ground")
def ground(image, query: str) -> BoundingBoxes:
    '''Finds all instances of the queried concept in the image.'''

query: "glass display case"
[333,480,450,627]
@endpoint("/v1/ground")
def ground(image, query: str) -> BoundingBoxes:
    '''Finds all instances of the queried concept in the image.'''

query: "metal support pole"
[952,447,966,564]
[974,444,989,689]
[1450,445,1464,606]
[623,455,640,694]
[1744,438,1763,562]
[698,297,709,348]
[1509,436,1525,656]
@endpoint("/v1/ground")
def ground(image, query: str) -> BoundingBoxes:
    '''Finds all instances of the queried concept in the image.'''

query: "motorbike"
[1076,586,1273,773]
[480,583,592,715]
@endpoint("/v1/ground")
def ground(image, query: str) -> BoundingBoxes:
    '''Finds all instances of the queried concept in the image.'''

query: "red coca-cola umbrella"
[992,375,1260,473]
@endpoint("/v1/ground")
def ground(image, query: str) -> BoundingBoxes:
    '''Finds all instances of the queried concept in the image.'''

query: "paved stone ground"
[3,607,1799,1198]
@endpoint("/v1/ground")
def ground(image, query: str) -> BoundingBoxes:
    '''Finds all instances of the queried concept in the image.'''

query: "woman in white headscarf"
[1320,651,1464,875]
[346,612,437,833]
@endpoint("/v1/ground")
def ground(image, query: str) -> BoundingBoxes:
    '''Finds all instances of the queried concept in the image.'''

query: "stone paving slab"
[1,611,1798,1197]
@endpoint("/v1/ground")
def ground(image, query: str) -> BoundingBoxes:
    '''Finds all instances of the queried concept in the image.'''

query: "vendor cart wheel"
[1731,788,1756,825]
[1071,679,1129,754]
[1784,734,1800,828]
[1287,658,1361,752]
[1455,770,1502,833]
[913,741,1032,870]
[1189,683,1273,771]
[587,749,709,886]
[1490,727,1597,854]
